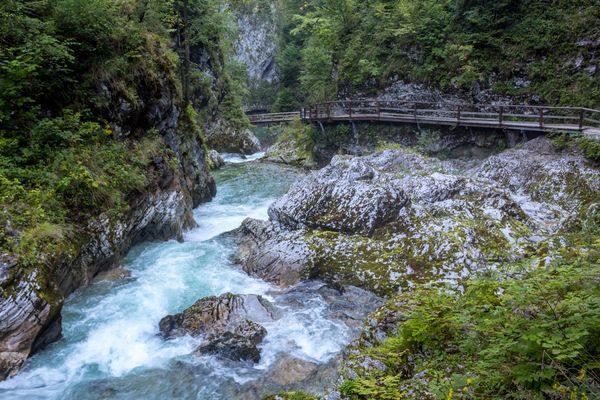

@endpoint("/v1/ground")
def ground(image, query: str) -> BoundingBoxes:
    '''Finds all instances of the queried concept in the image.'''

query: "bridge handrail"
[248,100,600,131]
[298,100,600,131]
[317,100,599,112]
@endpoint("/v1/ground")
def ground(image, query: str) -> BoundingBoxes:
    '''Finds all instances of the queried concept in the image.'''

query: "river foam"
[0,158,358,400]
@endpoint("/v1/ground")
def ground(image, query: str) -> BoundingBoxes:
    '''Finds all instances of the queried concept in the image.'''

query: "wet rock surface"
[194,320,267,363]
[234,355,342,400]
[159,293,275,339]
[159,293,274,363]
[208,150,225,170]
[153,282,381,396]
[232,219,311,287]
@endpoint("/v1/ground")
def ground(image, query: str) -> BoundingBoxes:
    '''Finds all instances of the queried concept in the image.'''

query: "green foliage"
[0,109,170,265]
[416,129,442,153]
[550,133,600,164]
[342,230,600,399]
[0,0,247,270]
[276,0,600,107]
[262,392,318,400]
[578,138,600,164]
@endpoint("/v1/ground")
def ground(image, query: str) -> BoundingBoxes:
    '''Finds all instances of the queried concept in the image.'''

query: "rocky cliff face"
[0,47,217,380]
[187,30,263,155]
[233,1,279,86]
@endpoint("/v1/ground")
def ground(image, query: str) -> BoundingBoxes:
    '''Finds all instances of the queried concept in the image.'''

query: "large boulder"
[194,320,267,363]
[207,122,262,155]
[232,147,573,296]
[233,219,311,287]
[268,157,408,236]
[159,293,274,363]
[470,136,600,217]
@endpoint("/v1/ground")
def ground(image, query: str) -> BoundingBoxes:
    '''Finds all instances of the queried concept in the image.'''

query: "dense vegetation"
[0,0,246,265]
[338,199,600,399]
[272,0,600,110]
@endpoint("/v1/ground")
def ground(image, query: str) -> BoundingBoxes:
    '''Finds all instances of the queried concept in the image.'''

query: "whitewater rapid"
[0,158,353,400]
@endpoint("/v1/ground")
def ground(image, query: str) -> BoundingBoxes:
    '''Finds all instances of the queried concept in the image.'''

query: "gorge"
[1,1,600,399]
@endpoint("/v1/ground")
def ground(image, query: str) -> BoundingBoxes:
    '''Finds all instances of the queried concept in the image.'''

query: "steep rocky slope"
[0,41,224,381]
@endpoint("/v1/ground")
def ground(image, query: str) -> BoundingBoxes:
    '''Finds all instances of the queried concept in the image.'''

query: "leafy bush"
[578,138,600,164]
[342,251,600,399]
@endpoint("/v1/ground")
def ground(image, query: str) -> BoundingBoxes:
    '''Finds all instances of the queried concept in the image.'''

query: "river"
[0,156,355,399]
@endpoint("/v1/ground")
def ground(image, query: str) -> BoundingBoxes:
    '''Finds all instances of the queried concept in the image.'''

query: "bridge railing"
[248,112,301,123]
[300,101,600,131]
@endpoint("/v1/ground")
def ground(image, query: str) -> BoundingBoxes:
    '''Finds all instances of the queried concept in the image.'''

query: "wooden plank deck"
[247,101,600,136]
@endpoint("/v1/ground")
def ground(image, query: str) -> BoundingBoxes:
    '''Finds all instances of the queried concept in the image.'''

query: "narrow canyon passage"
[0,158,356,400]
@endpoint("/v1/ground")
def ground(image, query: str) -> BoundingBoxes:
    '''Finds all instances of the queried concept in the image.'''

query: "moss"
[578,137,600,164]
[302,198,535,297]
[265,119,318,168]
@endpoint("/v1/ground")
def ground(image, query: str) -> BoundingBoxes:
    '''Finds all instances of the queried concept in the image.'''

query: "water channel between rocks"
[0,156,378,400]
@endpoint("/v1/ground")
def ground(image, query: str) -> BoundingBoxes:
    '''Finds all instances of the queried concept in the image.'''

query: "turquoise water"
[0,159,352,399]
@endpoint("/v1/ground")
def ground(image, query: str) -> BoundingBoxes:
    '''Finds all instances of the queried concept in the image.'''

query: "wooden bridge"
[248,101,600,136]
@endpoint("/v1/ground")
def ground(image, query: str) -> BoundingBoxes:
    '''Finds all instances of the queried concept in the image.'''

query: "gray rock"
[207,122,262,155]
[236,354,342,399]
[470,137,600,219]
[208,149,225,169]
[232,219,312,287]
[92,267,132,283]
[232,146,577,295]
[159,293,274,339]
[268,156,409,235]
[194,320,267,363]
[232,2,279,84]
[159,293,273,363]
[0,262,62,381]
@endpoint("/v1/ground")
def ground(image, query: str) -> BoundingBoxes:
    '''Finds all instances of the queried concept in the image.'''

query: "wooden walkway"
[248,101,600,135]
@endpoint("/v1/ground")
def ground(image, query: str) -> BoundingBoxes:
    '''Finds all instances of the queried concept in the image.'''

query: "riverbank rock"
[233,219,311,287]
[208,150,225,170]
[268,156,408,235]
[470,137,599,218]
[195,320,267,363]
[207,122,262,155]
[233,139,598,296]
[159,293,273,363]
[92,267,132,283]
[264,138,317,169]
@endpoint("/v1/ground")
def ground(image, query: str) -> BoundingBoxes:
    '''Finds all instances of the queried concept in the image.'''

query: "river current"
[0,156,353,399]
